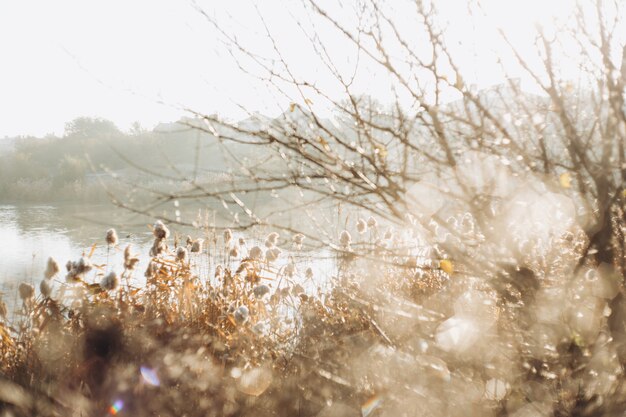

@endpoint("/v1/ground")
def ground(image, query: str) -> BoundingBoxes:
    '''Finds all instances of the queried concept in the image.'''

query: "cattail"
[223,229,233,245]
[238,237,246,246]
[265,247,281,262]
[339,230,352,247]
[40,279,52,297]
[249,246,263,261]
[253,284,270,299]
[18,283,35,300]
[0,300,7,319]
[185,235,193,246]
[124,245,140,270]
[293,233,305,249]
[305,267,313,280]
[100,271,119,291]
[234,305,249,325]
[229,247,239,258]
[190,239,203,253]
[106,228,119,246]
[153,220,170,239]
[356,218,367,234]
[367,216,377,228]
[176,247,188,263]
[66,260,73,272]
[44,257,60,279]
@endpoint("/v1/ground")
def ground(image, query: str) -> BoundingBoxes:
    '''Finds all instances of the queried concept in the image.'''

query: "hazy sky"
[0,0,580,138]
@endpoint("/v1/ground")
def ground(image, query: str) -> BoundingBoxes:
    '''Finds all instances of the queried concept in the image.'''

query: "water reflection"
[0,204,154,293]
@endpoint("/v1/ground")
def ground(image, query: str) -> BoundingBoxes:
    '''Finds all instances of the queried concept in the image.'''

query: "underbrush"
[0,220,625,417]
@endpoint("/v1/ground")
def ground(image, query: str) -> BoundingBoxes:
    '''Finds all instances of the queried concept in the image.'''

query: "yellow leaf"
[304,98,313,105]
[559,172,571,188]
[375,144,388,159]
[440,259,454,275]
[289,103,296,112]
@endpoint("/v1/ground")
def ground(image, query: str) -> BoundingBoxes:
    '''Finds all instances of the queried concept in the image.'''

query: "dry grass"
[0,220,625,417]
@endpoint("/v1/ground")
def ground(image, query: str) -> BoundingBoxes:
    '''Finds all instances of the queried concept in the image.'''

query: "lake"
[0,203,336,309]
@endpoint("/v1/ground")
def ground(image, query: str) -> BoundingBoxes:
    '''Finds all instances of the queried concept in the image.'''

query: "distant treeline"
[0,117,249,203]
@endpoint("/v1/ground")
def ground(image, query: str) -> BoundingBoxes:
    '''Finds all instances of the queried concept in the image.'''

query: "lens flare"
[361,394,383,417]
[140,366,160,386]
[109,399,124,415]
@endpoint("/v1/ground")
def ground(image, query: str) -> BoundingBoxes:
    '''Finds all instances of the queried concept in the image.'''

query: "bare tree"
[116,0,624,277]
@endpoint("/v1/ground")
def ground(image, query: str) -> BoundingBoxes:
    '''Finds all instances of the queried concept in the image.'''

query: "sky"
[0,0,584,138]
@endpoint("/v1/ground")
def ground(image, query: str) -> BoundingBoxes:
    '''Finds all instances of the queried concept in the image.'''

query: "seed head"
[265,247,281,262]
[75,257,93,275]
[124,245,140,270]
[153,220,170,239]
[284,262,296,277]
[150,239,167,257]
[106,228,119,246]
[40,279,52,297]
[144,261,156,278]
[223,229,233,244]
[18,283,35,300]
[356,218,367,234]
[176,246,188,263]
[293,233,305,249]
[253,284,270,299]
[44,257,60,279]
[267,232,279,245]
[229,247,239,258]
[340,230,352,247]
[190,239,203,253]
[249,246,263,261]
[305,267,313,280]
[367,216,377,228]
[215,264,224,278]
[234,305,249,325]
[100,271,120,291]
